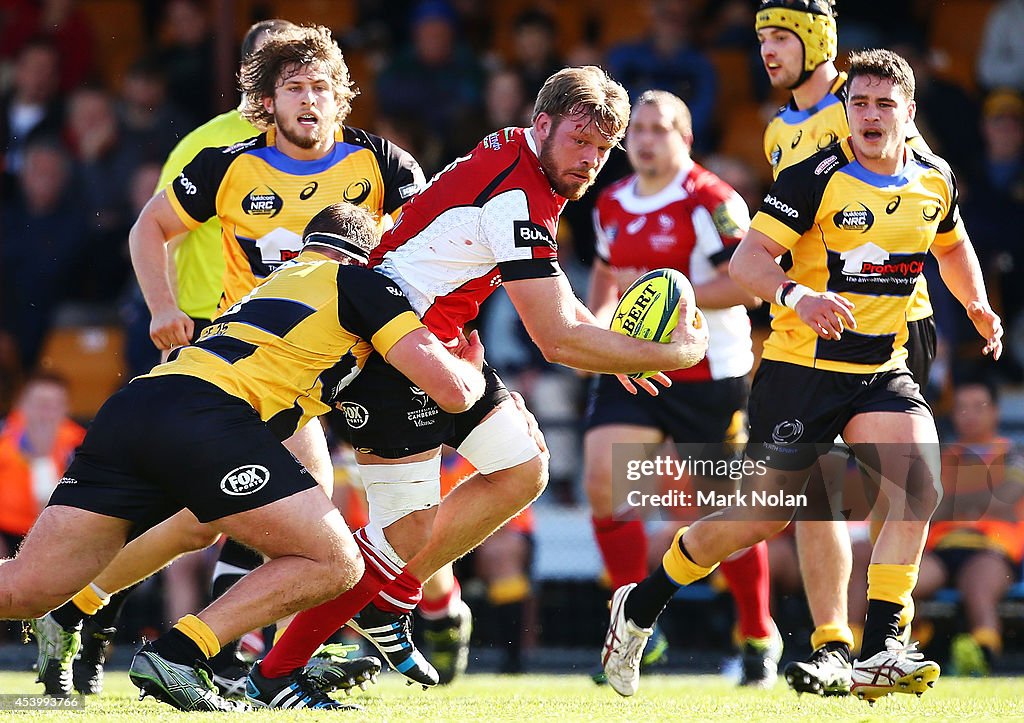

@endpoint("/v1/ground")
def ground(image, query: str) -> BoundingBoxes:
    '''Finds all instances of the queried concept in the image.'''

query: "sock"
[720,542,773,640]
[51,583,111,630]
[821,640,852,663]
[862,563,917,658]
[420,577,462,621]
[91,586,135,630]
[661,528,719,586]
[860,600,902,659]
[150,616,218,666]
[898,597,915,630]
[592,516,649,590]
[810,622,855,651]
[258,527,401,679]
[174,614,220,658]
[375,570,423,615]
[623,565,678,630]
[487,574,530,607]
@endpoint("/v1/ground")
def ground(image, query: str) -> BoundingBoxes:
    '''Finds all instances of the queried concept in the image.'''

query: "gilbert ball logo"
[221,465,270,496]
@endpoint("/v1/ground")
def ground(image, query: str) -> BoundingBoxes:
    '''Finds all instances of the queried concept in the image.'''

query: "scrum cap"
[755,0,837,74]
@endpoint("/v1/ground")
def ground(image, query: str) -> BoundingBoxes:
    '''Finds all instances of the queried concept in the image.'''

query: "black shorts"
[747,360,931,470]
[336,353,511,459]
[583,374,748,445]
[49,375,318,536]
[190,317,215,344]
[906,316,937,389]
[934,546,1021,582]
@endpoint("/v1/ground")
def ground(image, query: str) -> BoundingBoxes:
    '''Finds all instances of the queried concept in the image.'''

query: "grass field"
[1,670,1024,721]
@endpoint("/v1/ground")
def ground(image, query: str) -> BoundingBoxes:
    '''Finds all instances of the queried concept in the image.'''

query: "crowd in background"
[1,0,1023,669]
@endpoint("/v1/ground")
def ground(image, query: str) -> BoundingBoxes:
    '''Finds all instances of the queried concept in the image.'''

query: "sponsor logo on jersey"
[220,465,270,496]
[922,205,941,222]
[341,402,370,429]
[299,181,318,200]
[833,203,874,232]
[344,179,372,205]
[407,386,439,427]
[483,131,503,150]
[817,131,839,150]
[657,213,675,231]
[242,187,283,217]
[399,182,419,199]
[772,419,804,445]
[814,155,839,176]
[223,137,259,154]
[790,130,803,149]
[385,285,404,296]
[764,194,799,219]
[827,243,925,296]
[626,216,647,234]
[513,220,555,248]
[58,476,77,485]
[712,197,747,238]
[178,172,197,196]
[886,195,901,214]
[770,144,782,168]
[410,385,429,408]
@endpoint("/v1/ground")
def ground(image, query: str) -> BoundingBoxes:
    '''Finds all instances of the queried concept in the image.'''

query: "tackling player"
[602,49,1002,703]
[584,90,778,686]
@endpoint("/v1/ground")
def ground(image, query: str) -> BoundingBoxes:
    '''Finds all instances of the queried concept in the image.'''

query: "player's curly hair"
[847,49,916,102]
[239,24,358,130]
[533,66,630,143]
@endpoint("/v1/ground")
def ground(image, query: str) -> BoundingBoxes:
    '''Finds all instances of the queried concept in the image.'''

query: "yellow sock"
[810,622,855,650]
[71,585,109,616]
[662,527,718,586]
[972,627,1002,654]
[488,575,530,606]
[173,614,221,659]
[866,563,918,608]
[899,597,915,629]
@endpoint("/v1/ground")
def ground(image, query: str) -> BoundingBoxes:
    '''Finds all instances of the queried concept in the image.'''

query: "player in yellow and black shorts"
[602,49,1003,704]
[754,0,941,693]
[6,203,487,712]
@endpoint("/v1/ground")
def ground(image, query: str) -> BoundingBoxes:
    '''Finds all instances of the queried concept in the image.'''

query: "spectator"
[0,39,64,199]
[0,372,85,557]
[509,9,564,100]
[376,0,485,159]
[154,0,214,123]
[0,139,85,371]
[915,380,1024,676]
[605,0,717,151]
[452,67,532,164]
[64,86,141,303]
[0,0,96,91]
[117,56,193,164]
[977,0,1024,93]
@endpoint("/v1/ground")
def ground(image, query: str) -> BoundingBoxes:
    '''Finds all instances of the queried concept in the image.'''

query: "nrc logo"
[220,465,270,496]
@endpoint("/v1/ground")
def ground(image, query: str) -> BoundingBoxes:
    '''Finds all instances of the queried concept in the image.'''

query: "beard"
[276,117,325,149]
[539,140,593,201]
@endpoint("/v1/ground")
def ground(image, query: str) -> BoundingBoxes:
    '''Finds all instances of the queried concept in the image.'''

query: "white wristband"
[784,284,813,309]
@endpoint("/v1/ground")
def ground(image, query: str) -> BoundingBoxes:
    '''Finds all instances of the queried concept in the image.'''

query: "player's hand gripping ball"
[610,268,700,379]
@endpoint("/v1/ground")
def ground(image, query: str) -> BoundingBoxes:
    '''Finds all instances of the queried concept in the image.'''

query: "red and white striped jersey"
[593,162,754,381]
[371,127,566,343]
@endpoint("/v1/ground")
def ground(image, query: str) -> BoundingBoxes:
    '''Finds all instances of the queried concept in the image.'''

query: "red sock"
[592,516,648,590]
[260,528,396,678]
[419,577,460,620]
[720,541,773,640]
[374,569,423,614]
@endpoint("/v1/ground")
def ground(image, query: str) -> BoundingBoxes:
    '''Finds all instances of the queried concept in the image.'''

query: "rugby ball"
[609,268,696,379]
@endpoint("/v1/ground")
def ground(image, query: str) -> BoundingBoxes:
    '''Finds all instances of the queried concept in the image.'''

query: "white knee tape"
[360,457,442,532]
[457,403,541,475]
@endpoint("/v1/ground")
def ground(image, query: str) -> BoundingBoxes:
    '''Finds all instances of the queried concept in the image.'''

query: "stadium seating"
[928,0,997,92]
[37,326,126,421]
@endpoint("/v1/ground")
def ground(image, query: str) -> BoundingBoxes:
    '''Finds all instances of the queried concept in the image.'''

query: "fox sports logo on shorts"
[220,465,271,496]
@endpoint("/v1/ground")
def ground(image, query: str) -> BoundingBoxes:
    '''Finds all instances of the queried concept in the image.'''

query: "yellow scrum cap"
[755,0,837,73]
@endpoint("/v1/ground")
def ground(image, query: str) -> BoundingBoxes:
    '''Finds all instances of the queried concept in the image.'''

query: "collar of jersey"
[251,125,360,176]
[837,137,926,189]
[612,161,694,214]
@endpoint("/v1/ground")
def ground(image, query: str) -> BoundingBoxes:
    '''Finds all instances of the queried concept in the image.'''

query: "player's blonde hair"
[635,90,692,138]
[533,66,630,143]
[239,24,358,130]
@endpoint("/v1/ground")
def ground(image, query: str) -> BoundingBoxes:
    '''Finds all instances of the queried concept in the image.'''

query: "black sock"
[50,600,86,631]
[496,601,524,674]
[623,565,678,630]
[90,586,135,630]
[860,600,902,659]
[821,640,851,663]
[207,539,262,666]
[150,627,207,666]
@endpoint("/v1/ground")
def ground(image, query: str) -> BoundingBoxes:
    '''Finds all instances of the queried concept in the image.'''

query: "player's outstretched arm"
[129,190,194,350]
[932,238,1003,360]
[384,328,487,413]
[505,273,708,376]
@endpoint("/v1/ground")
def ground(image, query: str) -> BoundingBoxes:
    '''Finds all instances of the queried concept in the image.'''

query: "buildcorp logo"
[221,465,270,496]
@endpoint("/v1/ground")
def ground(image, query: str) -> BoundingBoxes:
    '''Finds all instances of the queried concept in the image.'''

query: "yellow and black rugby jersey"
[165,125,424,313]
[764,72,933,322]
[751,138,966,374]
[143,251,422,440]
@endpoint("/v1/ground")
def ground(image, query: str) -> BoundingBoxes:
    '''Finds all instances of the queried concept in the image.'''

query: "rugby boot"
[422,600,473,685]
[851,639,940,702]
[72,620,115,694]
[129,642,249,712]
[245,660,362,710]
[31,613,80,697]
[784,642,852,696]
[348,603,439,687]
